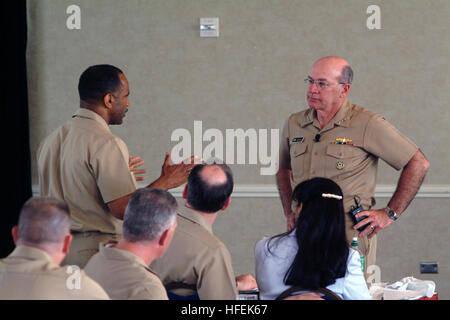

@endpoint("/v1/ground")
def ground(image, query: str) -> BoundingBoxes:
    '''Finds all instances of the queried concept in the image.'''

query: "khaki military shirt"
[151,205,238,300]
[84,245,168,300]
[279,99,418,211]
[0,246,109,300]
[37,108,138,234]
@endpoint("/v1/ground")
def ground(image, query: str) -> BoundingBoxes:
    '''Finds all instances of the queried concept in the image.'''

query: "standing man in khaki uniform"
[0,197,109,299]
[37,64,194,268]
[85,188,177,300]
[151,163,257,300]
[277,56,430,273]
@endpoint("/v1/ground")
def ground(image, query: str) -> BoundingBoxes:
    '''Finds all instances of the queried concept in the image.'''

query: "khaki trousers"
[62,231,121,268]
[344,211,377,280]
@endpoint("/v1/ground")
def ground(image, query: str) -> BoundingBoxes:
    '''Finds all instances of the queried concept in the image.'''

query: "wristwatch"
[385,206,398,221]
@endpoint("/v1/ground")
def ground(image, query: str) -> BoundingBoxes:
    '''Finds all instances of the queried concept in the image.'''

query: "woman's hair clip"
[322,193,343,200]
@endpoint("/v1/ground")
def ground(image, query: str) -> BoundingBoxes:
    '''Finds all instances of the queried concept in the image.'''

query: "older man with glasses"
[276,56,429,277]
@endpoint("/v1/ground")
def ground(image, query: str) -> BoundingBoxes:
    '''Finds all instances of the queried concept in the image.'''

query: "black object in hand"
[348,196,369,232]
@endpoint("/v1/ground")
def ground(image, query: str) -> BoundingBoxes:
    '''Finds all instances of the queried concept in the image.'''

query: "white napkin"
[369,277,435,300]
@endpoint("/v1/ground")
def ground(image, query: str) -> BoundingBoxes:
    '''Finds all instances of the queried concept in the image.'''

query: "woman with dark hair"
[255,177,370,299]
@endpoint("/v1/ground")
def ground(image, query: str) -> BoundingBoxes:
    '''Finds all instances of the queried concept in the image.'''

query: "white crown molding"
[32,184,450,198]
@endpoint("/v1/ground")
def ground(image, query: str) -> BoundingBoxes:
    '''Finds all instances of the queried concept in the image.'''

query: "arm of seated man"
[235,274,258,291]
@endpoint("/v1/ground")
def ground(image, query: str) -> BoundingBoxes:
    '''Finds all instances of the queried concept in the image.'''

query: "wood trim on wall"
[32,184,450,198]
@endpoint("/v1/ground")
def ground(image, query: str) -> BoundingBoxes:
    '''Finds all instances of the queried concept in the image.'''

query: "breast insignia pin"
[336,161,345,170]
[332,137,354,146]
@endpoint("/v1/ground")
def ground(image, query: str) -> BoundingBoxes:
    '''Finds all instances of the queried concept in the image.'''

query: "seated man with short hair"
[84,188,178,300]
[151,163,257,300]
[0,197,109,300]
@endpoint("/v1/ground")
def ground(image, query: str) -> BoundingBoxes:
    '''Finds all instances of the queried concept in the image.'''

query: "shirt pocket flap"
[291,143,308,158]
[326,144,363,159]
[326,144,346,159]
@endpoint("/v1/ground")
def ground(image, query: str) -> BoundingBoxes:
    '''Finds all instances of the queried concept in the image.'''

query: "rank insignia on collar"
[332,137,354,146]
[292,137,304,143]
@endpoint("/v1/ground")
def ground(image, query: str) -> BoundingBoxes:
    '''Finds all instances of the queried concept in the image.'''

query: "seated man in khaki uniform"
[84,188,177,300]
[151,163,257,300]
[0,197,109,300]
[37,64,194,268]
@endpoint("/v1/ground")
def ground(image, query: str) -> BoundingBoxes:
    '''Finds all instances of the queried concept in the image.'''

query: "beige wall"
[27,0,449,298]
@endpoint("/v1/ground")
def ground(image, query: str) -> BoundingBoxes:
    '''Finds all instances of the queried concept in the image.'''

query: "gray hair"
[340,65,353,84]
[122,188,177,243]
[17,197,71,245]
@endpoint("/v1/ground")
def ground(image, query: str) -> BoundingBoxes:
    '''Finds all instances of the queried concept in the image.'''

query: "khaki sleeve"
[197,245,238,300]
[279,119,291,170]
[363,115,418,170]
[92,137,138,203]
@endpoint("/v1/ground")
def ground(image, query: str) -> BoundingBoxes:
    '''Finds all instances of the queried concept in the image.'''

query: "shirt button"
[314,152,318,155]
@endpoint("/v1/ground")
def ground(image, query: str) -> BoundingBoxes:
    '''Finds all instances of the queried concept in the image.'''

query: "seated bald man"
[151,163,257,300]
[0,197,109,299]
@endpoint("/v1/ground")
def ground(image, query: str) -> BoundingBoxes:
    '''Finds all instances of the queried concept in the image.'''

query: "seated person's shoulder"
[184,228,229,255]
[79,270,110,299]
[177,218,224,250]
[128,276,168,300]
[255,233,297,257]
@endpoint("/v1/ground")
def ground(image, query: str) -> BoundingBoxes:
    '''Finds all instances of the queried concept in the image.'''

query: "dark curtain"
[1,1,32,257]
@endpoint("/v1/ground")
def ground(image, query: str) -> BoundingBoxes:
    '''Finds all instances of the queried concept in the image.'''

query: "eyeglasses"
[304,77,346,90]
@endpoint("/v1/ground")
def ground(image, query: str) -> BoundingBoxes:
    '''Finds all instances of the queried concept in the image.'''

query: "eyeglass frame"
[304,77,348,90]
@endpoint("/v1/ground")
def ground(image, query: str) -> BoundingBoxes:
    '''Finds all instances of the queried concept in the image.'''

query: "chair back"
[165,282,199,300]
[275,286,342,300]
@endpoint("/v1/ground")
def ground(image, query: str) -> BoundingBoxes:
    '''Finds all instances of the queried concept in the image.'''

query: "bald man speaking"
[276,56,429,274]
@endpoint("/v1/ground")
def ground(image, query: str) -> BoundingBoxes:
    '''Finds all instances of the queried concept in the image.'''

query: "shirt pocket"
[290,143,308,178]
[325,144,367,177]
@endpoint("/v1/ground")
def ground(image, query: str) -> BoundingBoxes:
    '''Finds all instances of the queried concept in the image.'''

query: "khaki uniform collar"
[178,205,213,234]
[298,98,352,129]
[100,245,149,269]
[331,98,351,128]
[72,108,110,132]
[9,245,55,264]
[299,109,314,127]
